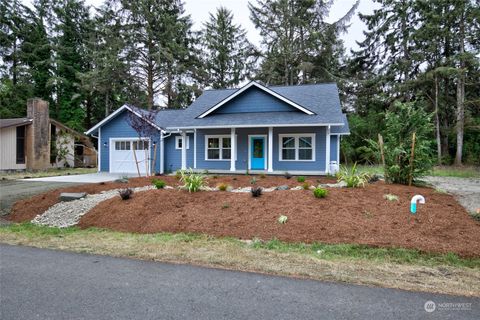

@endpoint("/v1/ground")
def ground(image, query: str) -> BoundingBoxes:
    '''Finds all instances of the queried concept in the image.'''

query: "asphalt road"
[0,180,79,215]
[0,245,478,320]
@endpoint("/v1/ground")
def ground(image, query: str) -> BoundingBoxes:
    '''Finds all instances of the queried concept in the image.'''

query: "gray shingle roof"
[153,82,347,129]
[331,114,350,134]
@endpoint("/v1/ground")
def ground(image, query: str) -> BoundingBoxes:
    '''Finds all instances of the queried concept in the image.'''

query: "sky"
[24,0,377,52]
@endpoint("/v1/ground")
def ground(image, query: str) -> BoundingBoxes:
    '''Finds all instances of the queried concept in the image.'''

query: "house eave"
[165,123,345,130]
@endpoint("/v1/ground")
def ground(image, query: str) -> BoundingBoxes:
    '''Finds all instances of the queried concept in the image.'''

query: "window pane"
[299,137,312,148]
[222,137,231,148]
[125,141,130,150]
[143,141,148,150]
[177,138,182,148]
[222,148,231,159]
[282,149,295,160]
[282,137,295,148]
[208,149,220,159]
[115,142,120,150]
[208,138,219,148]
[299,149,312,160]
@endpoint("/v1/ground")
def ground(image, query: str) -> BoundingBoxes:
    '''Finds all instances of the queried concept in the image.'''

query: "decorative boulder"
[276,185,289,190]
[114,178,129,183]
[59,192,87,202]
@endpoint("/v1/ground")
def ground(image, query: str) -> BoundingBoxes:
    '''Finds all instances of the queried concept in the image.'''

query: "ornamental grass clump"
[217,183,229,191]
[297,176,306,183]
[180,168,205,192]
[313,187,328,198]
[152,179,166,189]
[336,163,371,188]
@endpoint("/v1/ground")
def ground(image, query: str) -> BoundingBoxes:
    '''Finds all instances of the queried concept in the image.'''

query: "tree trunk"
[105,93,109,117]
[147,62,154,110]
[454,10,465,166]
[434,74,442,164]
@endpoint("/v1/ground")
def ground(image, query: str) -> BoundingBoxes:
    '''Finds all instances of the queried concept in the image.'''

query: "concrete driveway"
[20,172,135,183]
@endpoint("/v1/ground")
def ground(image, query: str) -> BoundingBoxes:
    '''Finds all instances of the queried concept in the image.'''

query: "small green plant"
[179,168,205,192]
[278,215,288,224]
[152,179,166,189]
[259,173,266,179]
[284,172,292,179]
[118,188,133,200]
[297,176,306,183]
[245,169,250,176]
[212,175,218,179]
[221,203,230,209]
[175,170,183,180]
[302,182,310,190]
[251,186,262,197]
[313,187,328,198]
[383,194,399,201]
[217,183,229,191]
[363,210,374,219]
[336,163,371,188]
[250,177,257,185]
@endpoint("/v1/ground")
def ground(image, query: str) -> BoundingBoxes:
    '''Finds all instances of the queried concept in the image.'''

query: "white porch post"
[181,130,187,170]
[160,132,164,174]
[230,127,236,171]
[325,125,331,174]
[193,129,197,169]
[268,127,273,172]
[97,127,101,172]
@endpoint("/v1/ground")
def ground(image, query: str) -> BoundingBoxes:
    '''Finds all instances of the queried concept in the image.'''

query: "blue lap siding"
[99,109,161,173]
[330,135,338,162]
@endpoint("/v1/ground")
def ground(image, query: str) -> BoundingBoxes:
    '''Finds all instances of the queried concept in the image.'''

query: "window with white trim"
[279,134,315,161]
[175,136,189,149]
[115,141,131,151]
[205,135,231,160]
[133,140,149,150]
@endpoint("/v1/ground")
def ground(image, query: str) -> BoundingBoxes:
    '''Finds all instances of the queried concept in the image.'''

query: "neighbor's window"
[16,126,26,164]
[279,134,315,161]
[206,135,231,160]
[175,136,189,149]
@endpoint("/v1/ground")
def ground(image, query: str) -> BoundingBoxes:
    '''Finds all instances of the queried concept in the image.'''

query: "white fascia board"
[85,105,165,135]
[165,123,344,130]
[197,81,315,118]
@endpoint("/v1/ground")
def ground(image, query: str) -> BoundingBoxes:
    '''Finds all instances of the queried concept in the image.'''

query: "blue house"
[85,81,349,175]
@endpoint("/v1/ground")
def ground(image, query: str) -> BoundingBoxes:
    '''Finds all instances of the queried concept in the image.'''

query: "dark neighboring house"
[0,98,97,172]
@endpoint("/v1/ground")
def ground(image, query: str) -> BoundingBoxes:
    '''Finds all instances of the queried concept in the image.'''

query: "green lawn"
[0,167,97,180]
[350,165,479,179]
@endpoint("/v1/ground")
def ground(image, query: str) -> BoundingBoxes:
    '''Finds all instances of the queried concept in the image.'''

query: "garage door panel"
[110,139,150,174]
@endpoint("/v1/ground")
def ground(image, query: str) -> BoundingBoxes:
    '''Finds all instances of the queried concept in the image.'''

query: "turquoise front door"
[250,137,265,170]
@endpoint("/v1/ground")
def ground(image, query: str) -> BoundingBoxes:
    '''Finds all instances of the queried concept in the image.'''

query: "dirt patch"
[79,182,480,258]
[6,174,329,222]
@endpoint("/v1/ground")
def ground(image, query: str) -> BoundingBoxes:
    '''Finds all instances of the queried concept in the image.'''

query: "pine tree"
[202,7,255,89]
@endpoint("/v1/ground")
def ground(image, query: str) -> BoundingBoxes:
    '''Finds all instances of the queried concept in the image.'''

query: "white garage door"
[110,138,150,175]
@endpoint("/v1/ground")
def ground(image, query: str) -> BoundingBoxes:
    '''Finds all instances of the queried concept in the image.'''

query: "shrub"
[277,215,288,224]
[383,194,398,201]
[152,179,166,189]
[284,172,292,179]
[336,163,370,188]
[179,168,205,192]
[302,182,310,190]
[250,177,257,185]
[217,183,229,191]
[373,101,434,185]
[313,187,328,198]
[118,188,133,200]
[251,186,262,197]
[297,176,306,183]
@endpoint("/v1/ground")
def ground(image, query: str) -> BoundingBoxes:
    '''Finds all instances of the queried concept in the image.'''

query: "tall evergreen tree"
[202,7,255,89]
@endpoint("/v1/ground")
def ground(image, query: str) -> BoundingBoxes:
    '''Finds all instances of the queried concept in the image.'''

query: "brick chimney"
[26,98,50,170]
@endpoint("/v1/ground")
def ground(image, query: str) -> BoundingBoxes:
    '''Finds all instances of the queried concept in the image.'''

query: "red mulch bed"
[77,182,480,258]
[7,175,332,223]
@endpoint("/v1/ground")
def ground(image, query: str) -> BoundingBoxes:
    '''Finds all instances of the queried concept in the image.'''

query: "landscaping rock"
[319,181,347,188]
[275,185,289,190]
[263,187,276,192]
[291,186,303,190]
[59,192,87,202]
[231,187,251,193]
[114,178,129,183]
[33,186,153,228]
